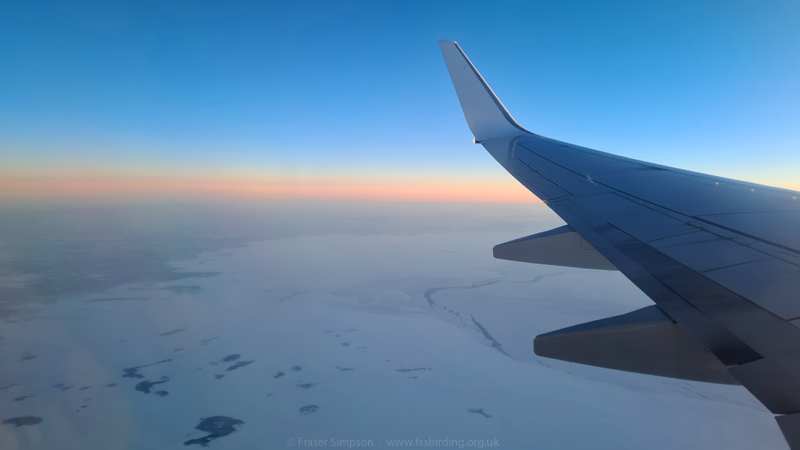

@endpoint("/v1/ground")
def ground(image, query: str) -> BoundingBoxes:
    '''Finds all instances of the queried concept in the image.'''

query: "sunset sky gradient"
[1,0,798,202]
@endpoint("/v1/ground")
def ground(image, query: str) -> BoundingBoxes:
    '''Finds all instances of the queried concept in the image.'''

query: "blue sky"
[1,0,798,193]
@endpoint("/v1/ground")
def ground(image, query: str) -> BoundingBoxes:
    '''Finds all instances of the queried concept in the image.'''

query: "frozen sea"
[0,200,788,449]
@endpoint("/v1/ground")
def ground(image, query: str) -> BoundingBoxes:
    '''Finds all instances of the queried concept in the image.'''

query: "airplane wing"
[439,40,800,448]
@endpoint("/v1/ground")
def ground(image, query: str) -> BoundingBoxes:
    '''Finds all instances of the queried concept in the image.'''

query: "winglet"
[438,40,531,141]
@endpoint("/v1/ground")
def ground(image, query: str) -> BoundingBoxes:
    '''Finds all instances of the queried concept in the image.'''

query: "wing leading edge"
[439,40,800,448]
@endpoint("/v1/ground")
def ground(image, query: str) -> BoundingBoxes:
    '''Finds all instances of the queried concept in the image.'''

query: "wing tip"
[438,40,532,140]
[437,40,457,52]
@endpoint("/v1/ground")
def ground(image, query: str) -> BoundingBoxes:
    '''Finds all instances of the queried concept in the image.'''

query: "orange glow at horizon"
[0,175,541,203]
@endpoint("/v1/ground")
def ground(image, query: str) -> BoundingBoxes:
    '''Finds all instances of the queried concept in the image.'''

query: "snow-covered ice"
[0,201,788,449]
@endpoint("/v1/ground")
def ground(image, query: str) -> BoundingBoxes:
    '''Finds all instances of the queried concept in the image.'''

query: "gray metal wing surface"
[439,40,800,448]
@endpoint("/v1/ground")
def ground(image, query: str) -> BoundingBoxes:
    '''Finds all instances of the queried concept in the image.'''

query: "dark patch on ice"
[290,366,302,371]
[278,292,303,303]
[79,386,91,390]
[396,368,430,373]
[20,355,37,361]
[159,284,207,294]
[220,354,240,362]
[341,342,349,346]
[422,288,438,307]
[298,383,316,389]
[154,391,169,397]
[215,375,224,380]
[86,297,151,302]
[335,334,341,338]
[2,416,42,427]
[122,358,172,379]
[183,416,244,446]
[200,337,219,346]
[681,385,712,401]
[160,328,185,336]
[470,314,508,355]
[274,372,285,379]
[336,367,354,371]
[174,348,184,352]
[53,383,73,391]
[135,376,169,394]
[0,384,18,392]
[13,395,32,401]
[226,361,254,371]
[468,408,492,418]
[104,383,117,388]
[299,405,318,415]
